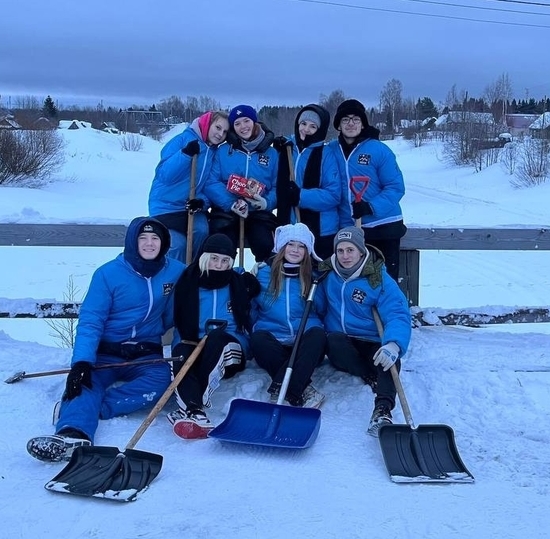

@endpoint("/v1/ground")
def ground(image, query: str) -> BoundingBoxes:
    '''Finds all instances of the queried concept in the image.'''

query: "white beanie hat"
[273,223,322,261]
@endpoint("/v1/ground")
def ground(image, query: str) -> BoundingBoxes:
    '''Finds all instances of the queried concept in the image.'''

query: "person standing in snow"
[250,223,326,408]
[27,217,185,462]
[327,99,406,282]
[204,105,279,262]
[148,111,229,262]
[167,233,260,439]
[274,104,341,260]
[316,226,411,436]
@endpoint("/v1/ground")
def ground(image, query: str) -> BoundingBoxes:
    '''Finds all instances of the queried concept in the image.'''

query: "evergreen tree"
[42,95,58,118]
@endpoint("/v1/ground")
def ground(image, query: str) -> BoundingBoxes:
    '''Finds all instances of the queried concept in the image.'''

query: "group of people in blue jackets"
[27,98,411,461]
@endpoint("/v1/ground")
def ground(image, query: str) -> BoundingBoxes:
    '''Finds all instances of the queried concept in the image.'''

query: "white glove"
[247,193,267,211]
[231,199,249,218]
[250,261,267,276]
[373,342,400,371]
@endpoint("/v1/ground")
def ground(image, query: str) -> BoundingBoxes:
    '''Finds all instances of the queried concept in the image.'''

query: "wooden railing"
[1,224,549,324]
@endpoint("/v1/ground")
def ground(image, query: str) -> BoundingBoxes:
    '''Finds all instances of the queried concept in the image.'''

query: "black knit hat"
[202,233,237,259]
[139,220,166,238]
[333,99,369,129]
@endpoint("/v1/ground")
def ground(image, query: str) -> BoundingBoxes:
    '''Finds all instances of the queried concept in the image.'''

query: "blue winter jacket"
[183,275,252,357]
[71,217,185,365]
[327,138,405,229]
[148,121,216,216]
[250,264,324,345]
[316,252,411,355]
[204,130,279,212]
[287,136,341,236]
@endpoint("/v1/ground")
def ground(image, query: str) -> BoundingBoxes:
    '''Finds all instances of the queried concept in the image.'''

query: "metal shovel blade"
[208,398,321,449]
[378,423,474,483]
[44,445,163,502]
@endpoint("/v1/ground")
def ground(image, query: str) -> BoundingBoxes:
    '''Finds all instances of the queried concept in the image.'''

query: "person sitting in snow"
[148,110,230,262]
[27,217,184,462]
[167,233,260,439]
[250,223,326,408]
[316,226,411,436]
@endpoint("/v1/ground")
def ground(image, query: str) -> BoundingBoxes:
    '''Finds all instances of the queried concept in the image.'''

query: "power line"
[401,0,550,16]
[288,0,550,27]
[492,0,550,7]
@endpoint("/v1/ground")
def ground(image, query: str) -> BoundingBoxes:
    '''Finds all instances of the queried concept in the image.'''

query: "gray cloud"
[2,0,549,109]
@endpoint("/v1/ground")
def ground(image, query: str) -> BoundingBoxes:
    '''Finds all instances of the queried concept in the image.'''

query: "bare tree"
[320,89,347,139]
[380,79,403,133]
[484,72,513,124]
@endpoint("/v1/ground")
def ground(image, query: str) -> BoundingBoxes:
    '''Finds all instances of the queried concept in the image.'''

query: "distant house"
[101,121,119,134]
[33,117,54,130]
[528,112,550,138]
[435,111,495,128]
[505,114,539,137]
[0,114,22,130]
[58,119,92,130]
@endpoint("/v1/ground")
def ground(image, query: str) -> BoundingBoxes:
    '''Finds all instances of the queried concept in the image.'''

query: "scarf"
[173,263,251,342]
[276,144,324,238]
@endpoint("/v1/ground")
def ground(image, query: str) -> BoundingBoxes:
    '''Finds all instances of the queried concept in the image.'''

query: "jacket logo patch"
[358,154,371,166]
[163,283,174,296]
[351,288,366,304]
[258,154,270,167]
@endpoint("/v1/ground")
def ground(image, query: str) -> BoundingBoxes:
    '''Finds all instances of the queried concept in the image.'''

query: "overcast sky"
[2,0,549,111]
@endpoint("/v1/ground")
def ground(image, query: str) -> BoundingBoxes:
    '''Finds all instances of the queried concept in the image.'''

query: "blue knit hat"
[229,105,258,125]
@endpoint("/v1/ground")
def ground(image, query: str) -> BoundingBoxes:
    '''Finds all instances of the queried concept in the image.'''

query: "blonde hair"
[198,252,235,275]
[266,248,313,302]
[210,111,229,126]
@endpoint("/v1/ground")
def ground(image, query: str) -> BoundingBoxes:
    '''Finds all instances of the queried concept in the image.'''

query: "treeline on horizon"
[5,74,550,137]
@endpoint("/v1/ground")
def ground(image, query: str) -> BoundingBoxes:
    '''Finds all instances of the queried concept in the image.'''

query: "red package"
[226,174,266,198]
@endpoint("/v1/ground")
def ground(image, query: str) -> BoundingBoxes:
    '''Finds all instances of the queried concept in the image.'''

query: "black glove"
[273,136,293,152]
[63,361,92,401]
[352,200,373,219]
[288,182,301,206]
[181,140,200,157]
[184,198,205,214]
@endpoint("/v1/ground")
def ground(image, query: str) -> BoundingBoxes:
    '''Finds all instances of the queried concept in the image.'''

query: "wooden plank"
[398,250,419,306]
[400,227,550,250]
[0,224,127,247]
[1,224,549,250]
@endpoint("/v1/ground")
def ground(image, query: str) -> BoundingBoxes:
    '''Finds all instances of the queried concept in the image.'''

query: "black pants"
[314,234,336,262]
[172,329,244,409]
[251,327,326,404]
[326,332,400,410]
[209,209,277,262]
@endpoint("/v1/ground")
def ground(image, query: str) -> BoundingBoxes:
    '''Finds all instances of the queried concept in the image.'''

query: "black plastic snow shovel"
[44,336,207,502]
[372,309,474,483]
[208,274,327,449]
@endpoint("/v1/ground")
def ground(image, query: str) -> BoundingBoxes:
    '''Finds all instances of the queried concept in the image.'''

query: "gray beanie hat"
[334,226,367,255]
[298,110,321,128]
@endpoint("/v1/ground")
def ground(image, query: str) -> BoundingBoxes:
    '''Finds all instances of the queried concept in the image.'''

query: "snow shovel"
[372,309,474,483]
[44,335,207,502]
[350,175,370,228]
[185,154,198,264]
[208,274,327,449]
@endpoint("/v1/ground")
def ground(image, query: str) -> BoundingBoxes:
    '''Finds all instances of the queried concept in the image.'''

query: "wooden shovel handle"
[372,307,416,429]
[185,154,198,264]
[125,335,207,450]
[286,145,301,223]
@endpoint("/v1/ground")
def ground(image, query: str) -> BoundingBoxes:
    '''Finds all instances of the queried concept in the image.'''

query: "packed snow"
[0,126,549,538]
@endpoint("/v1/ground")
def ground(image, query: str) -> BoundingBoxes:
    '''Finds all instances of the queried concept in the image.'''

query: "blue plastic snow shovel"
[208,274,327,449]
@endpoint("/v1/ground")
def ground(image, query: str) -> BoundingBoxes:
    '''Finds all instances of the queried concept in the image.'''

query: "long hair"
[210,110,229,125]
[267,248,313,302]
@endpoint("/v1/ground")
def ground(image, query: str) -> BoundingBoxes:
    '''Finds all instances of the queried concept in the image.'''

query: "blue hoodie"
[71,217,185,365]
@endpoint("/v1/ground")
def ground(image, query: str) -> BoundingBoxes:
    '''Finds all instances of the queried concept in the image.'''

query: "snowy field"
[0,127,549,538]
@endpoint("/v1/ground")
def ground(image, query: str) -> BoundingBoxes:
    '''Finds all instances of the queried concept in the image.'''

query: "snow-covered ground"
[0,127,549,538]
